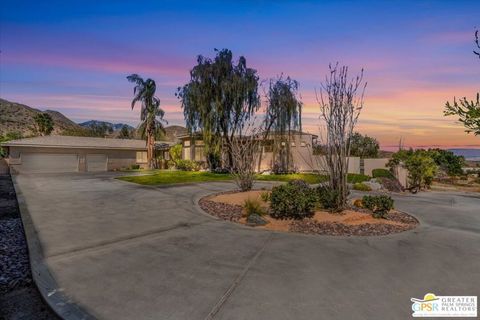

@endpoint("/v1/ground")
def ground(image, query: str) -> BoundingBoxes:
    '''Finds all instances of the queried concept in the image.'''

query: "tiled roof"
[1,135,173,150]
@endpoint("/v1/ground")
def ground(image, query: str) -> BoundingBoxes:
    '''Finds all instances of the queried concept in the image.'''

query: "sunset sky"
[1,1,479,149]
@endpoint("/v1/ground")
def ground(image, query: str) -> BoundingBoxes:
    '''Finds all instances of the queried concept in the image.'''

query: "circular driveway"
[14,173,480,320]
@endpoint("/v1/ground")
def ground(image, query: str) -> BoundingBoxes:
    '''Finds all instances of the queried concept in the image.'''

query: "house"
[178,131,321,172]
[1,135,173,174]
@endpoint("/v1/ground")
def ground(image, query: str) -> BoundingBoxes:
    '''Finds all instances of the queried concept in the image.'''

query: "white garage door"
[21,153,79,173]
[86,154,107,172]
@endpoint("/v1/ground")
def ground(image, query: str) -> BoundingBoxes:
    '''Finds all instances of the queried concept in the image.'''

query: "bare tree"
[229,120,263,191]
[317,64,366,210]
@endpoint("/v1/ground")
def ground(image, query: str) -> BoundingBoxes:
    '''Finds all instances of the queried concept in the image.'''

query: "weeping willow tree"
[262,75,303,172]
[176,49,260,169]
[127,74,167,169]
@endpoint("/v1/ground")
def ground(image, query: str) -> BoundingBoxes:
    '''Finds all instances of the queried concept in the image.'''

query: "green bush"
[269,180,316,219]
[347,173,370,183]
[362,195,394,218]
[260,191,270,202]
[243,199,267,217]
[353,182,372,191]
[176,159,201,171]
[316,186,340,211]
[372,168,394,179]
[130,164,140,170]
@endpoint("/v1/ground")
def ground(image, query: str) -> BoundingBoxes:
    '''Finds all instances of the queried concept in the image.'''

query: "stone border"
[12,175,95,320]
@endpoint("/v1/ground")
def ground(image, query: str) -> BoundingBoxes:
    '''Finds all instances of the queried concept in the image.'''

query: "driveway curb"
[12,175,95,320]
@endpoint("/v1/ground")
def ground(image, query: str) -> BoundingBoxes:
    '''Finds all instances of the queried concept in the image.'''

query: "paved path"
[13,173,480,320]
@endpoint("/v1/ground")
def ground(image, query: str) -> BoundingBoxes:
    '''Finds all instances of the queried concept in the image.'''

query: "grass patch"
[117,171,233,185]
[118,170,371,186]
[254,173,328,184]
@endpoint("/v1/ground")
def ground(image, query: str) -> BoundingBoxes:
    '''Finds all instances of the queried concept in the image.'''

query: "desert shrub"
[347,173,370,183]
[362,195,394,218]
[353,199,363,208]
[316,186,340,211]
[269,180,316,219]
[176,159,201,171]
[372,168,394,179]
[130,164,140,170]
[260,191,270,202]
[353,182,372,191]
[243,199,267,217]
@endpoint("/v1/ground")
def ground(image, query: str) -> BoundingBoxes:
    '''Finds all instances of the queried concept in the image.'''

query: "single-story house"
[1,135,172,174]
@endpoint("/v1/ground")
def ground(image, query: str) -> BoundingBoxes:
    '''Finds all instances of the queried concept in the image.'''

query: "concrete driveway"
[13,173,480,320]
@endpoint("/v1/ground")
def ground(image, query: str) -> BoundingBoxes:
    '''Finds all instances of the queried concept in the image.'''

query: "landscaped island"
[199,180,418,237]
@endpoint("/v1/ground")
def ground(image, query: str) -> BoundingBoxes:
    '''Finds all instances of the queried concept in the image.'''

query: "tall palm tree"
[127,74,167,169]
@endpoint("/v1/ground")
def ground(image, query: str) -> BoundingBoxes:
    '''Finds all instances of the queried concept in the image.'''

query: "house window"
[184,140,191,147]
[136,151,148,163]
[195,140,204,146]
[183,147,191,160]
[194,146,205,161]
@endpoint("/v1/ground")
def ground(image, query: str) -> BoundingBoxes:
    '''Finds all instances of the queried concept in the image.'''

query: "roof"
[1,135,174,150]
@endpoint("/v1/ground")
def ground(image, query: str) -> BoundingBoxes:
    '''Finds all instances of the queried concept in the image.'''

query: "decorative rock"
[246,213,268,226]
[364,179,382,191]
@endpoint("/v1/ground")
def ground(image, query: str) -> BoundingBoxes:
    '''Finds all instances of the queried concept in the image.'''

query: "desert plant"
[353,182,372,191]
[362,195,394,218]
[353,199,363,208]
[317,64,366,211]
[372,168,394,179]
[316,186,340,211]
[269,180,316,219]
[260,191,271,202]
[243,199,267,217]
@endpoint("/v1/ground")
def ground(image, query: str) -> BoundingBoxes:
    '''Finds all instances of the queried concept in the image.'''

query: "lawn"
[117,171,233,185]
[118,170,370,186]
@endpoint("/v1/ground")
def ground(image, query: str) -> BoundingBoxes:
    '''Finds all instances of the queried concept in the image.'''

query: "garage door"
[86,154,107,172]
[21,153,79,173]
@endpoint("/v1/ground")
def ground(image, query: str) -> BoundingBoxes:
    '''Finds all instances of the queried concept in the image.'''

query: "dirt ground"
[208,190,407,232]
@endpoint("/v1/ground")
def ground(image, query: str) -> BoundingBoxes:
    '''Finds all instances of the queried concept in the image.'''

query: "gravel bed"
[290,218,417,236]
[199,198,243,222]
[0,175,59,320]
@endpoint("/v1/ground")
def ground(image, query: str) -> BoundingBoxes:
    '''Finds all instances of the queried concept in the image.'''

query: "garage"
[86,154,107,172]
[21,153,79,173]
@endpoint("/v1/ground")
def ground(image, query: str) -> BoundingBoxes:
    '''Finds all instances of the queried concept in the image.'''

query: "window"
[194,146,205,161]
[195,140,204,146]
[301,142,307,147]
[291,142,296,147]
[184,140,191,147]
[136,151,148,163]
[183,147,191,160]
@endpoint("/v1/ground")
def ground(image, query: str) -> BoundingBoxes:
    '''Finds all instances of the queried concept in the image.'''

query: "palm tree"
[127,74,167,169]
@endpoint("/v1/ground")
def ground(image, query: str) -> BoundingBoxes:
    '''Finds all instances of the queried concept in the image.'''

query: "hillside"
[0,98,84,137]
[79,120,135,131]
[163,125,188,142]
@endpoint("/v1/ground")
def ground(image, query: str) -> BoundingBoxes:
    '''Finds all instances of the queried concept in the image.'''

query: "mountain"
[79,120,135,131]
[0,98,84,136]
[163,125,188,142]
